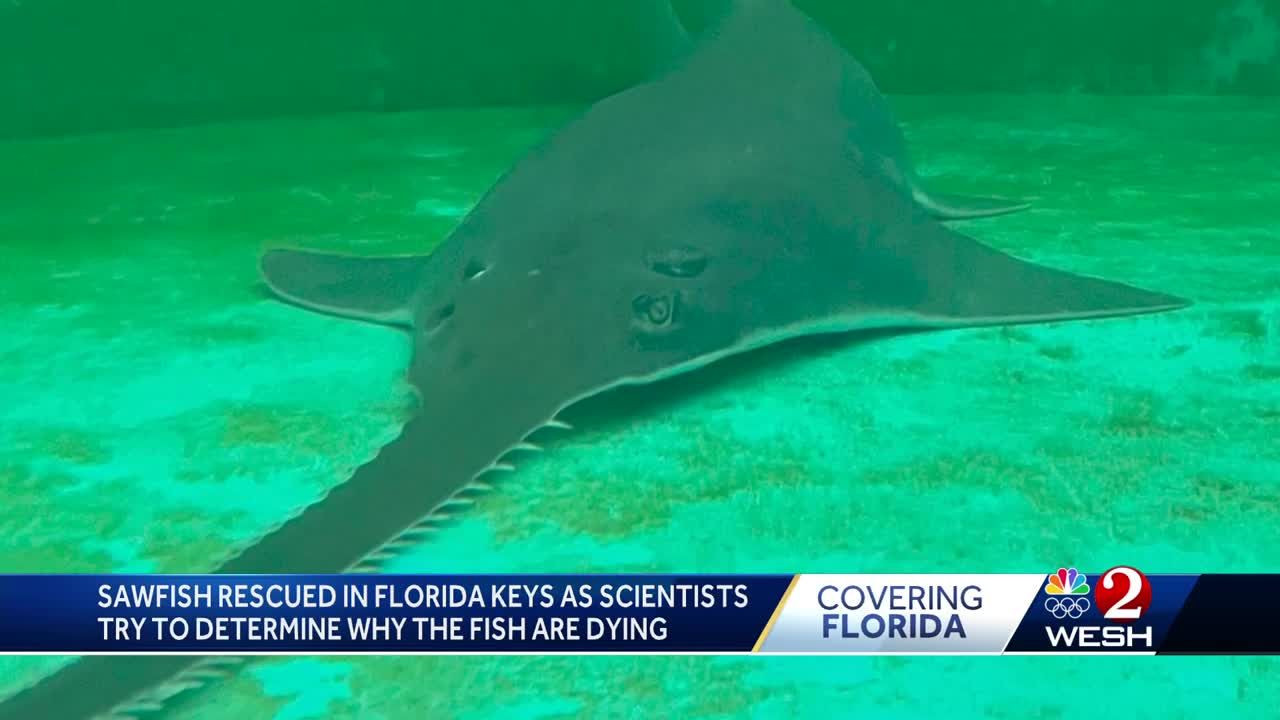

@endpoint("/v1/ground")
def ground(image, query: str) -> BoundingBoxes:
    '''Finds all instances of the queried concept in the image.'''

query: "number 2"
[1102,567,1145,620]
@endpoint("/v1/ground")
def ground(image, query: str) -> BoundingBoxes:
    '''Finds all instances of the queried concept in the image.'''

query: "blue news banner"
[0,570,1276,654]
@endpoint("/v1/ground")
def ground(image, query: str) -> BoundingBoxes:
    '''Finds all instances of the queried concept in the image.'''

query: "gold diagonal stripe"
[752,574,800,653]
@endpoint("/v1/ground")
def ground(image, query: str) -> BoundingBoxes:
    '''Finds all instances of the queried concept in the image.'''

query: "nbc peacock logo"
[1044,568,1090,595]
[1042,567,1092,619]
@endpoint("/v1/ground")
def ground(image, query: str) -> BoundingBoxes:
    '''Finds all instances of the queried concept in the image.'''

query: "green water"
[4,0,1279,139]
[1,94,1277,717]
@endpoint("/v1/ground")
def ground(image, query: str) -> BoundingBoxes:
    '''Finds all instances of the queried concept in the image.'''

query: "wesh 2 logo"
[1043,566,1154,649]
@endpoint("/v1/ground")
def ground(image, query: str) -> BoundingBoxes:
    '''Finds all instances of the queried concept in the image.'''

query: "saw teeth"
[456,485,488,499]
[54,411,558,720]
[49,418,551,720]
[351,557,386,572]
[474,466,511,482]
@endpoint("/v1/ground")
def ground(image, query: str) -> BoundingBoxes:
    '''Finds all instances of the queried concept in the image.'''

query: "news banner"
[0,568,1275,655]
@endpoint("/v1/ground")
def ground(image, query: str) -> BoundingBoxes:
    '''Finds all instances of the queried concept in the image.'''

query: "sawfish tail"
[0,414,537,719]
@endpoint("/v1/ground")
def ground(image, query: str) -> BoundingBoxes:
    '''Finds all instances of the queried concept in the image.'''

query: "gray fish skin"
[688,0,1030,220]
[0,2,1186,718]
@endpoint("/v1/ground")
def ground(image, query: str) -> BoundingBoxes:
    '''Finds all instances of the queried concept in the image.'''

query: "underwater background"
[2,0,1279,717]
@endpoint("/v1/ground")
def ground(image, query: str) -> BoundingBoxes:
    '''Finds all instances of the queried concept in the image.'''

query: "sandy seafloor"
[1,95,1278,718]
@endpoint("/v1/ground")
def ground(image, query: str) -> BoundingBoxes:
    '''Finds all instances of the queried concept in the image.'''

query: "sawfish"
[0,1,1184,717]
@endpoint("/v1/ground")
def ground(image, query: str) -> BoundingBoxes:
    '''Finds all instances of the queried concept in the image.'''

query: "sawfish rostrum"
[0,1,1186,717]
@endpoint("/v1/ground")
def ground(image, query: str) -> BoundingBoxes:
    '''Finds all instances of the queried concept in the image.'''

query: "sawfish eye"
[632,293,676,327]
[647,298,671,324]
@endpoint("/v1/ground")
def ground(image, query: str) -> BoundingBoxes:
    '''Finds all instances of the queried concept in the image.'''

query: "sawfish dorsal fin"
[684,0,1036,222]
[259,248,430,328]
[623,1,697,81]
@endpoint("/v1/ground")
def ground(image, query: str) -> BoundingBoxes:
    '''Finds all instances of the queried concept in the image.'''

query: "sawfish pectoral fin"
[912,185,1033,221]
[259,249,430,327]
[869,222,1189,329]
